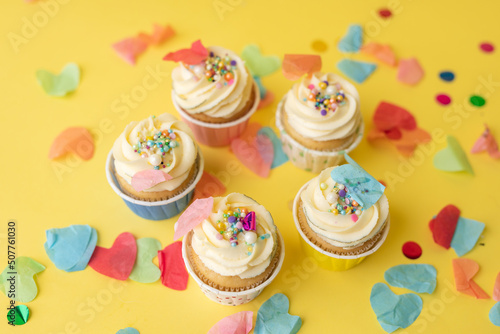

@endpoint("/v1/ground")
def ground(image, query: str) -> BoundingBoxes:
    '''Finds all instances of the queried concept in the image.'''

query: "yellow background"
[1,0,499,333]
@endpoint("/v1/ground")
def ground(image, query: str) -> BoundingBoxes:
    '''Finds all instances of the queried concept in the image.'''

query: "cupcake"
[167,41,260,146]
[182,193,284,305]
[276,72,364,173]
[293,154,389,270]
[106,113,204,220]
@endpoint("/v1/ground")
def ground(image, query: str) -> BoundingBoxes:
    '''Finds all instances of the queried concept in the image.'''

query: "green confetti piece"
[36,63,80,97]
[6,305,29,325]
[129,238,162,283]
[0,256,45,303]
[469,95,486,107]
[433,136,474,174]
[240,45,281,78]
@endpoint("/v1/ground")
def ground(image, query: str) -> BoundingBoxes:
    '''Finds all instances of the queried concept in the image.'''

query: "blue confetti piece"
[338,24,363,52]
[330,153,385,208]
[116,328,140,334]
[255,293,302,334]
[258,127,289,168]
[384,264,437,294]
[490,302,500,327]
[439,71,455,82]
[450,217,485,257]
[44,225,97,272]
[337,59,377,84]
[370,283,423,333]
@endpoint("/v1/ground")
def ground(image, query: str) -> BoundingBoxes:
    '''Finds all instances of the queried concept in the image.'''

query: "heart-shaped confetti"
[113,37,148,65]
[429,204,460,249]
[0,257,45,303]
[208,311,253,334]
[173,197,214,240]
[373,102,417,134]
[163,40,208,65]
[450,217,485,257]
[471,125,500,159]
[370,283,423,333]
[129,238,162,284]
[384,264,437,294]
[48,127,95,161]
[337,59,377,84]
[257,127,289,168]
[360,42,396,66]
[231,137,272,178]
[158,241,188,291]
[337,24,363,53]
[490,302,500,327]
[241,45,281,78]
[330,154,385,209]
[131,170,173,192]
[36,63,80,96]
[452,258,489,299]
[193,171,226,200]
[433,136,474,174]
[255,293,302,334]
[88,232,137,280]
[397,58,424,85]
[282,54,322,81]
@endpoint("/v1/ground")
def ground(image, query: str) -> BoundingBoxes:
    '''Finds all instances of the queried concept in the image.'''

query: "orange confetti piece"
[494,272,500,302]
[112,37,148,65]
[452,258,490,299]
[368,127,430,156]
[193,171,226,200]
[361,42,397,66]
[138,24,176,46]
[282,54,322,80]
[257,91,275,110]
[48,127,94,161]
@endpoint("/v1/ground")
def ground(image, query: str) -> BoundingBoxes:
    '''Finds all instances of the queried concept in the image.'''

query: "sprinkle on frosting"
[185,52,237,88]
[303,81,346,116]
[215,208,260,256]
[320,181,364,221]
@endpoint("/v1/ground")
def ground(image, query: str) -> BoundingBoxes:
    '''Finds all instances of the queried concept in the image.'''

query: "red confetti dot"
[378,8,392,18]
[480,42,494,53]
[436,94,451,105]
[402,241,422,259]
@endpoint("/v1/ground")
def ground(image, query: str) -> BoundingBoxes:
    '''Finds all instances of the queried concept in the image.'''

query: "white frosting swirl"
[191,193,277,279]
[284,72,361,141]
[112,113,197,192]
[172,46,253,119]
[301,167,389,248]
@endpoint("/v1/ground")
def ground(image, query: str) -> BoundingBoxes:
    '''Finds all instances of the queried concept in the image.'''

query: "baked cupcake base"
[184,229,282,292]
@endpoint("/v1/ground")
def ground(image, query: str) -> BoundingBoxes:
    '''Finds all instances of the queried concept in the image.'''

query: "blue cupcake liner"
[105,150,204,221]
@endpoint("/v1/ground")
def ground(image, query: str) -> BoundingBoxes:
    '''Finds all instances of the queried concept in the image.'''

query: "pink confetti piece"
[494,272,500,302]
[397,58,424,85]
[173,197,214,240]
[208,311,253,334]
[193,171,226,200]
[131,170,173,192]
[112,37,148,65]
[471,125,500,159]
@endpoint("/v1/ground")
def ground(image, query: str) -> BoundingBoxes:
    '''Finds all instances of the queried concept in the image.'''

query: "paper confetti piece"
[480,42,495,53]
[385,264,437,294]
[138,24,175,46]
[494,272,500,302]
[311,40,328,52]
[48,127,95,161]
[436,94,451,106]
[337,59,377,84]
[439,71,455,82]
[255,293,302,334]
[378,8,392,18]
[471,125,500,159]
[255,133,274,166]
[282,54,322,81]
[397,58,424,85]
[373,101,417,133]
[450,217,485,257]
[452,258,489,299]
[370,283,423,333]
[173,197,214,240]
[116,328,140,334]
[258,127,289,168]
[257,91,275,110]
[429,204,460,249]
[208,311,253,334]
[238,122,262,143]
[6,305,29,326]
[88,232,137,280]
[338,24,363,53]
[470,95,486,107]
[433,136,474,174]
[330,154,385,208]
[163,40,208,65]
[44,224,97,272]
[36,63,80,96]
[112,37,148,65]
[129,238,162,283]
[0,257,45,303]
[193,171,226,200]
[360,42,396,66]
[231,137,272,178]
[402,241,422,260]
[490,302,500,327]
[393,128,432,156]
[241,45,281,78]
[131,170,173,192]
[158,241,188,291]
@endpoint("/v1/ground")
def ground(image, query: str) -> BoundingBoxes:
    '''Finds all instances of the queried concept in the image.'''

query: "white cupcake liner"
[172,82,260,147]
[275,98,364,173]
[105,150,204,220]
[182,229,285,306]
